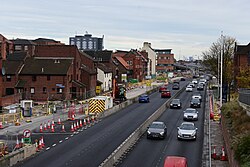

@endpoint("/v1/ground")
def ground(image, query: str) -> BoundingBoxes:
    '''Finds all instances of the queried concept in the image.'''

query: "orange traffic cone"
[57,117,61,125]
[79,119,82,127]
[83,119,86,126]
[20,138,24,148]
[211,146,217,159]
[87,117,90,124]
[41,136,45,148]
[76,121,79,129]
[74,122,77,131]
[72,114,75,121]
[35,140,39,152]
[39,124,43,132]
[15,137,20,149]
[71,123,74,132]
[61,124,66,132]
[220,146,227,161]
[52,119,55,127]
[47,121,51,129]
[38,139,43,150]
[51,124,55,133]
[44,122,47,131]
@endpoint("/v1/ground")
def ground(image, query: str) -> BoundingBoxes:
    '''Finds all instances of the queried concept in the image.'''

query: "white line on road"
[46,147,50,150]
[59,140,63,143]
[70,134,74,137]
[52,144,56,147]
[65,137,69,140]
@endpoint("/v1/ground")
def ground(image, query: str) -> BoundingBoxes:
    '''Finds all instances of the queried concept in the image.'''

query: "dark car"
[180,77,186,81]
[197,83,204,91]
[170,99,182,109]
[190,98,201,108]
[138,94,150,103]
[172,84,180,90]
[147,121,167,139]
[159,85,168,92]
[161,90,171,98]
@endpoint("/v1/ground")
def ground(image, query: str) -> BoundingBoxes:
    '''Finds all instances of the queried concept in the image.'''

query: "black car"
[147,121,167,139]
[190,98,201,108]
[170,99,182,109]
[197,84,204,91]
[172,84,180,90]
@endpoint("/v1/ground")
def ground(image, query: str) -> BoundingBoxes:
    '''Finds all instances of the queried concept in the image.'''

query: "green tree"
[236,66,250,88]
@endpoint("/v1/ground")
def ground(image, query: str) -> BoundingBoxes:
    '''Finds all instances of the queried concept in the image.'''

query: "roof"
[33,38,58,43]
[7,52,28,61]
[164,156,187,167]
[12,38,36,45]
[20,57,73,75]
[112,51,128,57]
[84,50,112,62]
[154,49,172,53]
[235,43,250,54]
[97,63,112,73]
[80,64,97,74]
[114,56,129,69]
[71,80,86,87]
[3,60,23,75]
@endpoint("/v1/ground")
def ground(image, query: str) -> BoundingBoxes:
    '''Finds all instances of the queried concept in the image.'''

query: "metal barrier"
[99,84,187,167]
[238,88,250,106]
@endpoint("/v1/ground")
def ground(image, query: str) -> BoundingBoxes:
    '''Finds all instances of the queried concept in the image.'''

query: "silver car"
[177,122,198,140]
[183,108,198,121]
[147,121,167,139]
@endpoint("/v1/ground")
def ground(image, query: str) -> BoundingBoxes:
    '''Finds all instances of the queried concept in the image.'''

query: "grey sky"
[1,0,250,59]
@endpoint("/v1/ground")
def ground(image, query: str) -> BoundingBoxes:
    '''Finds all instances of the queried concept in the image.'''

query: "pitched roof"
[33,38,58,43]
[7,52,28,61]
[97,63,112,73]
[20,57,73,75]
[12,38,36,45]
[84,50,112,62]
[3,60,23,75]
[235,43,250,54]
[114,56,129,69]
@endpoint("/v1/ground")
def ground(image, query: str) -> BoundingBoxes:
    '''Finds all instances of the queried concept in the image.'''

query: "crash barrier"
[0,144,36,167]
[238,88,250,106]
[99,84,187,167]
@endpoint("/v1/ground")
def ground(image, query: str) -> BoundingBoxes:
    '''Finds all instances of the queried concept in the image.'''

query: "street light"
[220,33,224,109]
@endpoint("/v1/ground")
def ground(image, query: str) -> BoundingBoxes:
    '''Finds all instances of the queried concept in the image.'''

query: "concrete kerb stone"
[99,84,187,167]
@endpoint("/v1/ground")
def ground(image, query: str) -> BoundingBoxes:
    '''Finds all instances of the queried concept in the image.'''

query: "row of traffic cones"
[14,137,24,150]
[211,146,227,161]
[39,117,62,133]
[35,136,45,152]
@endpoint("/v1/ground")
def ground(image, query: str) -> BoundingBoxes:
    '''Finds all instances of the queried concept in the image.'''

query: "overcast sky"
[1,0,250,59]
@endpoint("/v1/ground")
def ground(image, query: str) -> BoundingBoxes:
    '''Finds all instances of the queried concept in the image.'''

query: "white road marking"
[52,144,56,147]
[65,137,69,140]
[71,134,74,137]
[46,147,50,150]
[59,140,63,143]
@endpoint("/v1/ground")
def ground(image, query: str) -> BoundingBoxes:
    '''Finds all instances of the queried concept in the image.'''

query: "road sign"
[23,129,31,138]
[96,86,101,94]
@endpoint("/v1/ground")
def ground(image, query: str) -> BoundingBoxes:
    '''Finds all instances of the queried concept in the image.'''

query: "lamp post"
[220,33,224,109]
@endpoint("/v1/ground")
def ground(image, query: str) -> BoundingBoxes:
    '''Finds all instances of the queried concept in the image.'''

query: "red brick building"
[155,49,174,73]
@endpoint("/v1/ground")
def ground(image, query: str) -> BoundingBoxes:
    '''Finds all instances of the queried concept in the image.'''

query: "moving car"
[177,122,198,140]
[190,98,201,108]
[147,121,167,139]
[172,84,180,90]
[161,90,171,98]
[183,108,198,121]
[170,99,182,109]
[138,94,149,103]
[159,85,168,92]
[189,82,195,88]
[191,79,198,84]
[186,85,193,92]
[192,92,202,102]
[197,83,204,91]
[180,77,186,81]
[164,156,188,167]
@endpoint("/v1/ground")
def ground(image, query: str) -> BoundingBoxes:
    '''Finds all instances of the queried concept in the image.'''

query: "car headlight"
[194,114,198,118]
[191,102,193,104]
[170,104,173,106]
[178,104,180,106]
[191,131,196,136]
[178,131,182,136]
[147,131,151,134]
[198,103,200,105]
[160,132,164,135]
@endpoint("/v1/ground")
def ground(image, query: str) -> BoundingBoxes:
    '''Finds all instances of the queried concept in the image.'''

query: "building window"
[57,88,63,94]
[32,75,37,81]
[15,45,22,51]
[6,75,11,82]
[24,45,28,51]
[47,75,51,81]
[52,88,55,91]
[30,87,35,94]
[43,87,47,94]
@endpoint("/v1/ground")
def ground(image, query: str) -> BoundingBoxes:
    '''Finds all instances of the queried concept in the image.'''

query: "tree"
[236,66,250,88]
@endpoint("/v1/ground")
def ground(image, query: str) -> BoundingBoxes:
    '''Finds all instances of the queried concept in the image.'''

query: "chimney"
[143,42,151,48]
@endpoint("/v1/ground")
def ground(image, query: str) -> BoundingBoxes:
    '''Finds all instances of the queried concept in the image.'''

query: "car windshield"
[185,109,196,113]
[180,124,195,130]
[191,99,200,102]
[140,95,148,97]
[172,99,180,103]
[149,123,164,129]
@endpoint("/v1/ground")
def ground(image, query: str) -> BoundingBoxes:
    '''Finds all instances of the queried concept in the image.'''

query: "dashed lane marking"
[46,147,50,150]
[59,140,63,143]
[65,137,69,140]
[52,144,56,147]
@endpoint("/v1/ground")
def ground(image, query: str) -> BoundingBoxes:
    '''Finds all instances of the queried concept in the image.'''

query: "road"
[13,81,188,167]
[118,84,206,167]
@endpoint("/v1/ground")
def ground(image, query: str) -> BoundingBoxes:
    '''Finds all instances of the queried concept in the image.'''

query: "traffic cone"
[83,119,86,126]
[47,121,51,129]
[20,138,24,148]
[220,146,227,161]
[61,124,66,132]
[15,119,21,126]
[87,117,90,124]
[15,137,20,149]
[72,114,75,121]
[76,121,79,129]
[43,122,47,131]
[51,124,55,133]
[71,123,74,132]
[35,140,39,152]
[0,122,3,129]
[39,124,43,132]
[211,146,217,159]
[74,122,77,131]
[57,117,61,125]
[79,119,83,127]
[52,119,55,127]
[38,139,43,150]
[91,115,94,122]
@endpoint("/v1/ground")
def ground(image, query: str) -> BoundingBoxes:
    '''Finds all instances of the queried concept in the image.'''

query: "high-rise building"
[69,33,104,51]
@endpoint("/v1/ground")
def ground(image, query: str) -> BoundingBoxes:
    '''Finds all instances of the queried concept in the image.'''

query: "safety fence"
[238,88,250,106]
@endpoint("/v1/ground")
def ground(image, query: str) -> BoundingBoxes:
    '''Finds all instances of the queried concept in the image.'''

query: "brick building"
[155,49,174,73]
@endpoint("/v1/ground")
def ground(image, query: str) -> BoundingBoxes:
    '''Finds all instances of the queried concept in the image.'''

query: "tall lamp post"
[220,33,224,109]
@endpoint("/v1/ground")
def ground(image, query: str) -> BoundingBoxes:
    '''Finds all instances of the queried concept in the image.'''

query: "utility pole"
[220,32,224,109]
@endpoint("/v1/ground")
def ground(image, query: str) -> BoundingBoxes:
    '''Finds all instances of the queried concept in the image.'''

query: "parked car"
[177,122,198,140]
[147,121,167,139]
[183,108,198,121]
[161,90,171,98]
[170,99,182,109]
[164,156,188,167]
[190,98,201,108]
[197,83,204,91]
[138,94,149,103]
[172,84,180,90]
[186,85,193,92]
[192,92,202,102]
[159,85,168,92]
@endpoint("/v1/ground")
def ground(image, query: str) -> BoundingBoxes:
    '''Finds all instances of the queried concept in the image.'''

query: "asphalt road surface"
[13,81,189,167]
